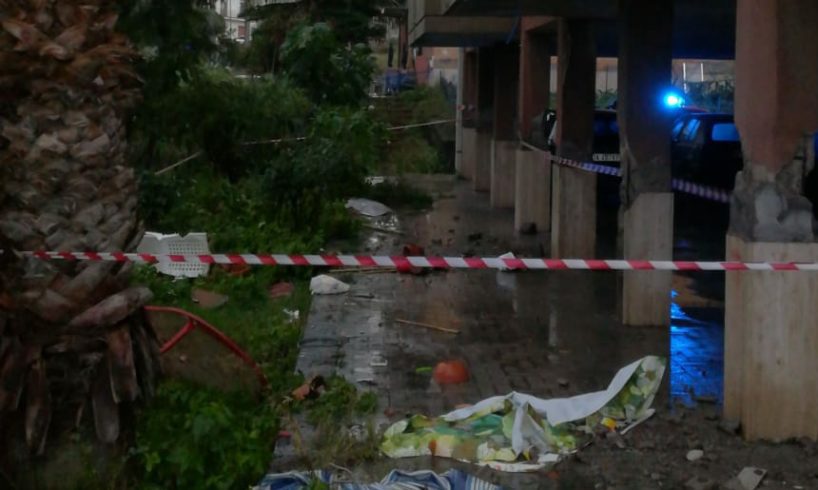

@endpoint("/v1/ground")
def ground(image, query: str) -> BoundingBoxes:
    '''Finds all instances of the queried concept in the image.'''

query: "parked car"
[548,109,621,164]
[670,113,742,190]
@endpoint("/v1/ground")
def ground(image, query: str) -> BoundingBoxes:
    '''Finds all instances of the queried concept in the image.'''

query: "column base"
[461,128,476,180]
[490,139,516,208]
[551,164,596,258]
[514,148,551,233]
[725,235,818,441]
[473,131,491,192]
[621,192,673,326]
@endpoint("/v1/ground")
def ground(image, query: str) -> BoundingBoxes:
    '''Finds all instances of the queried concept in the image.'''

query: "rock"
[557,377,569,387]
[686,449,704,462]
[309,275,350,295]
[191,288,228,309]
[685,476,717,490]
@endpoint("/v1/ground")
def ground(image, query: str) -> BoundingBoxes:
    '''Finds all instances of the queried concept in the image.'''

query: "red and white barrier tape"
[20,251,818,272]
[522,142,733,204]
[548,154,731,203]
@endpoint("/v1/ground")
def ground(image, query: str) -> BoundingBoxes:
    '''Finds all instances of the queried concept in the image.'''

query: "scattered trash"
[136,231,210,278]
[382,356,665,472]
[399,244,425,274]
[686,449,704,462]
[346,198,393,217]
[269,282,295,299]
[724,467,766,490]
[291,376,325,401]
[432,360,470,385]
[415,366,433,374]
[310,275,350,295]
[191,288,228,309]
[395,318,459,334]
[498,252,521,272]
[254,468,502,490]
[283,309,300,323]
[354,367,376,384]
[370,353,388,367]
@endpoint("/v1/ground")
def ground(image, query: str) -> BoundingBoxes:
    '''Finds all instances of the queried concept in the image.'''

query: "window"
[681,119,701,142]
[711,123,740,142]
[671,119,686,140]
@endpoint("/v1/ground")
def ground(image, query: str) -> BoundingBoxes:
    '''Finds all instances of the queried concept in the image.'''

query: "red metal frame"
[144,305,269,389]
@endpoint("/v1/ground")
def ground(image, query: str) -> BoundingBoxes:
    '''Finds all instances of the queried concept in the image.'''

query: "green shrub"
[279,23,375,106]
[133,381,279,490]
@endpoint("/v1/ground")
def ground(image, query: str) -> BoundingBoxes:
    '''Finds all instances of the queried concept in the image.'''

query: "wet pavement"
[273,175,818,489]
[296,175,724,414]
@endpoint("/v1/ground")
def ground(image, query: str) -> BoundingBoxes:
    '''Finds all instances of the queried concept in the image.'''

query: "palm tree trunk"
[0,0,160,474]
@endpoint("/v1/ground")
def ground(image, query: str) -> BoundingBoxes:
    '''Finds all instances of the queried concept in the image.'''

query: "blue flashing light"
[663,92,685,108]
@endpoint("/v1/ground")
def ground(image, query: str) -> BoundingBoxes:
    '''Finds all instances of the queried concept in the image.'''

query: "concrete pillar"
[455,49,464,175]
[725,0,818,440]
[617,0,674,326]
[491,45,519,208]
[516,22,553,233]
[518,20,552,142]
[461,50,478,181]
[550,19,596,258]
[474,47,495,192]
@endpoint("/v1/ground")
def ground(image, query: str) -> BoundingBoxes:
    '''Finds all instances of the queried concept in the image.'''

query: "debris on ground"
[136,231,210,278]
[283,309,300,323]
[191,288,228,309]
[497,252,521,272]
[310,275,350,295]
[724,467,766,490]
[269,282,295,299]
[381,356,665,472]
[395,318,459,334]
[346,198,394,217]
[686,449,704,462]
[399,244,425,274]
[432,360,470,385]
[291,376,325,401]
[254,468,502,490]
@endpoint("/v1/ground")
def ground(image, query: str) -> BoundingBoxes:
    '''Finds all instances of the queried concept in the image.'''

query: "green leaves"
[279,23,375,106]
[134,380,279,490]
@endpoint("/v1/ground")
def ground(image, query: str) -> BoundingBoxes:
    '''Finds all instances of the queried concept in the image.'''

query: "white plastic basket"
[136,232,210,278]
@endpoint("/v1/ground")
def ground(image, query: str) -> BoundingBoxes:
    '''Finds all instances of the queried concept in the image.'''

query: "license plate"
[593,153,621,162]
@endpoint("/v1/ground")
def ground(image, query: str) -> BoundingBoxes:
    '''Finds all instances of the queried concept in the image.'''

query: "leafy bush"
[133,380,279,490]
[131,73,311,180]
[262,106,386,226]
[279,23,375,106]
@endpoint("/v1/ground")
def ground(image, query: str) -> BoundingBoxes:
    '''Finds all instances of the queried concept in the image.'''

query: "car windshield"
[711,122,740,142]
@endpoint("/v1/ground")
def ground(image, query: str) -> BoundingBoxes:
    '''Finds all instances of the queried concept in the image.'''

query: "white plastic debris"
[309,275,350,295]
[497,252,518,272]
[346,198,393,217]
[136,232,210,278]
[724,467,766,490]
[283,309,300,323]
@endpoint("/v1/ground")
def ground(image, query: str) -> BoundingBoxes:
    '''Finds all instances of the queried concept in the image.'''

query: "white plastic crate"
[136,232,210,278]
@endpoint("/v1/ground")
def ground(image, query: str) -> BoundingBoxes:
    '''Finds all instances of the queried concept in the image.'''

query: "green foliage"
[133,380,279,490]
[118,0,223,96]
[279,23,375,106]
[262,106,386,226]
[596,89,617,109]
[130,73,311,180]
